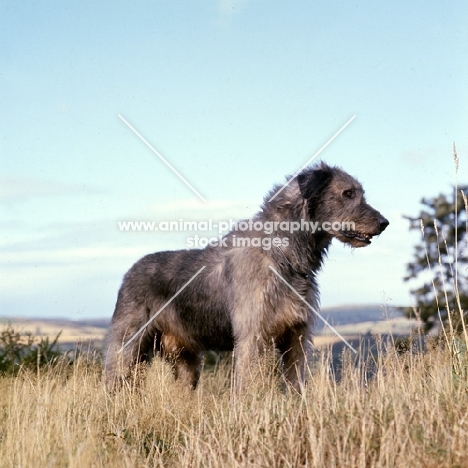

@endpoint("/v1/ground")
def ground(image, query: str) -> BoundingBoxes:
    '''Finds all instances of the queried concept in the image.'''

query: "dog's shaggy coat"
[104,162,389,391]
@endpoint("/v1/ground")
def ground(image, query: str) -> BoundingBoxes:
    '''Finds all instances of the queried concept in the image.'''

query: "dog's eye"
[343,189,355,199]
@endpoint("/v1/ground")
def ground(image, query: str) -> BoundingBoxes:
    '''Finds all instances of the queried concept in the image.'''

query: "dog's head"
[297,162,389,247]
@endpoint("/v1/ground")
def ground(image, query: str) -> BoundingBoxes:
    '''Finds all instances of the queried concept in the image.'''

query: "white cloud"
[4,245,144,266]
[0,176,97,203]
[137,197,259,223]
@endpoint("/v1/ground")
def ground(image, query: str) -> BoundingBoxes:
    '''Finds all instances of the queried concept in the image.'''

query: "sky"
[1,1,467,320]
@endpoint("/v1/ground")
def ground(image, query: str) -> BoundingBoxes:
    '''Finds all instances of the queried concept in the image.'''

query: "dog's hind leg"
[173,350,202,389]
[104,309,155,390]
[161,335,202,389]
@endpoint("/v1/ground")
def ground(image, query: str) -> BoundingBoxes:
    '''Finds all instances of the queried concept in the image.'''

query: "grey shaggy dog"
[104,162,389,392]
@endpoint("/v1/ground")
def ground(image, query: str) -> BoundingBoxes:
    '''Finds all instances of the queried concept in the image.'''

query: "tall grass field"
[0,335,468,467]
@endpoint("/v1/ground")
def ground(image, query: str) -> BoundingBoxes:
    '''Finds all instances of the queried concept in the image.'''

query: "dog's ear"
[297,167,333,200]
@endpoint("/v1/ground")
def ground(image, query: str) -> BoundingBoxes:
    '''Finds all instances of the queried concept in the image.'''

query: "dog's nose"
[379,218,389,232]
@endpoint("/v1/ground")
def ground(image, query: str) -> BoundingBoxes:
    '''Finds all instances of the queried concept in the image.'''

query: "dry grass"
[0,339,467,468]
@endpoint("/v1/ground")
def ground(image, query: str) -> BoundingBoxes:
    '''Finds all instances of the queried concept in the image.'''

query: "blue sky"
[1,1,467,319]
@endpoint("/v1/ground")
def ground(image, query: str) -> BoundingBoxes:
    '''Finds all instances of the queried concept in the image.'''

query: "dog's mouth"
[339,230,374,245]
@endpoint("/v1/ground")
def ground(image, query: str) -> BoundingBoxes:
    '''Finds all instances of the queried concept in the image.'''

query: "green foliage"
[403,184,468,332]
[0,324,65,374]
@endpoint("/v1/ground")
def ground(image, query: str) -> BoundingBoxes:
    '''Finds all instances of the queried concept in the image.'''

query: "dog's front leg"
[232,335,264,392]
[276,323,312,393]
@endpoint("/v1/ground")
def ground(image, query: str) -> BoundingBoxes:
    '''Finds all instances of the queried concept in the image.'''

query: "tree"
[403,179,468,332]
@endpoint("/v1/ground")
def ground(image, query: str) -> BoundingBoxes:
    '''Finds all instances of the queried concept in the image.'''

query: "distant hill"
[1,304,417,351]
[0,317,110,351]
[318,304,403,327]
[317,304,417,338]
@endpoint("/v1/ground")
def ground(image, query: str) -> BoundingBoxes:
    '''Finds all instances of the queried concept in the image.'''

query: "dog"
[104,162,389,391]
